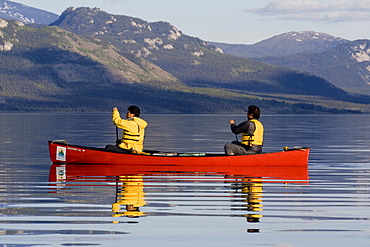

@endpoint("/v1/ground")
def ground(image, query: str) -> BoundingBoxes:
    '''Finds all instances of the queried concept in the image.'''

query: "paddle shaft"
[116,126,119,142]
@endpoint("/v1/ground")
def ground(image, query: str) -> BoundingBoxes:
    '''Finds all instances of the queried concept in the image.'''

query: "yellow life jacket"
[241,119,264,146]
[112,110,148,152]
[119,119,146,151]
[122,128,141,144]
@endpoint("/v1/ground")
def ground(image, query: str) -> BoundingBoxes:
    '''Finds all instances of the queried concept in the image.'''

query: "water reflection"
[49,163,309,231]
[112,176,146,219]
[229,176,263,232]
[2,114,370,247]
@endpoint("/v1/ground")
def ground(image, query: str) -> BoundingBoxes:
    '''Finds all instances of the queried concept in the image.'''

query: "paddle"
[230,119,239,143]
[115,126,119,144]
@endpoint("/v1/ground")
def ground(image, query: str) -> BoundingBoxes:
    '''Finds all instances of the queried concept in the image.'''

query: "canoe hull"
[48,141,310,167]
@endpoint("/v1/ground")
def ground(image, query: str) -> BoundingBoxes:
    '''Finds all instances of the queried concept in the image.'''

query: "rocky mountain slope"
[51,8,227,84]
[50,8,348,98]
[0,0,58,24]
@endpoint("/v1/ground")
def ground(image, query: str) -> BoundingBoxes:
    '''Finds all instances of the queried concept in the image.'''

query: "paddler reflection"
[230,176,263,233]
[112,175,146,219]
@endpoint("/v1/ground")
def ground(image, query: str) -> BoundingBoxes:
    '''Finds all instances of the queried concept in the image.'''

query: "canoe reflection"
[49,163,309,228]
[49,162,309,181]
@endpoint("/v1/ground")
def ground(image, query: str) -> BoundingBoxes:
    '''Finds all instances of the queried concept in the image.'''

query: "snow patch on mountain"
[351,42,370,63]
[130,20,152,32]
[0,40,13,51]
[0,18,13,51]
[193,50,204,57]
[214,47,223,54]
[168,27,181,41]
[0,1,35,23]
[0,18,8,27]
[163,44,174,50]
[0,2,36,24]
[144,37,163,49]
[0,0,58,24]
[284,31,346,43]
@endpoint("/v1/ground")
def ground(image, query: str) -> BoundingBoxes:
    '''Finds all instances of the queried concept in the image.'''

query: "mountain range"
[211,31,349,58]
[0,3,370,113]
[211,31,370,95]
[0,0,58,24]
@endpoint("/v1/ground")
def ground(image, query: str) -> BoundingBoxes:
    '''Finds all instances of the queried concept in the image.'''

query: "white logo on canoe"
[56,146,66,161]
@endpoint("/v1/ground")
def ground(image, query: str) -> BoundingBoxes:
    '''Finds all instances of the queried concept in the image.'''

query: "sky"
[12,0,370,44]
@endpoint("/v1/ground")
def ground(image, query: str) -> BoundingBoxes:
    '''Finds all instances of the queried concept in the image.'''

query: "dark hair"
[127,105,141,117]
[248,105,260,119]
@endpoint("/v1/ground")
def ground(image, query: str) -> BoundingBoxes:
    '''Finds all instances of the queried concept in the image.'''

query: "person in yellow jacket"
[224,105,264,155]
[105,105,148,153]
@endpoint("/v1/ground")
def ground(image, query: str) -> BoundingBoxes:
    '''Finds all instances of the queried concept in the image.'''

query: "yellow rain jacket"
[112,109,148,152]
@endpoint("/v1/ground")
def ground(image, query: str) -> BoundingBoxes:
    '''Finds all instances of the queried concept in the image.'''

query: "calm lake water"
[1,113,370,247]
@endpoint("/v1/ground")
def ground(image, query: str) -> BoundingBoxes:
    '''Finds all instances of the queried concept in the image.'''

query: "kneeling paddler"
[105,105,148,154]
[224,105,264,155]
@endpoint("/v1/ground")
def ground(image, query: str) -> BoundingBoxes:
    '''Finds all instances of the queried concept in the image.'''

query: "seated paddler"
[105,105,148,153]
[224,105,264,155]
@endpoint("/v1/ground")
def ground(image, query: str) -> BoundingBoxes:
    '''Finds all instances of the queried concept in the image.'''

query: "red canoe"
[48,140,310,167]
